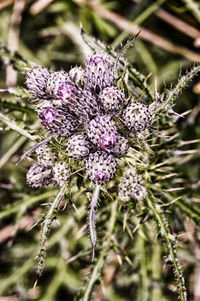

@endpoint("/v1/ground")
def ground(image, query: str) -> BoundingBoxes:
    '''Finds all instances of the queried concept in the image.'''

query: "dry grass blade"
[88,2,200,62]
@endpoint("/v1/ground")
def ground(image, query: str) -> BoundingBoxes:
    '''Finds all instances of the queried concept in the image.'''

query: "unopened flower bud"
[83,53,116,95]
[37,99,80,137]
[87,115,118,152]
[46,71,68,97]
[53,161,71,186]
[26,67,51,98]
[123,102,152,133]
[26,163,55,188]
[66,134,92,160]
[99,86,124,115]
[56,81,100,122]
[84,151,116,184]
[118,167,147,202]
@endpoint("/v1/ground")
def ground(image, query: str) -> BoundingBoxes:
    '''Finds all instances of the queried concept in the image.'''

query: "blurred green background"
[0,0,200,300]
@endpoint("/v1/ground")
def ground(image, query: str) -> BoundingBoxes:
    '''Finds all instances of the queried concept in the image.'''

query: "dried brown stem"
[88,1,200,62]
[0,209,40,244]
[6,0,25,87]
[156,8,200,46]
[0,0,14,11]
[29,0,53,15]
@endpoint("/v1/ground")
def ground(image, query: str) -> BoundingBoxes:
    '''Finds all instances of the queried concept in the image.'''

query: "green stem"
[0,136,26,169]
[134,0,167,25]
[146,195,187,301]
[0,112,37,140]
[157,65,200,113]
[0,214,75,295]
[0,190,55,220]
[37,183,68,276]
[138,229,149,301]
[175,199,200,224]
[80,200,118,301]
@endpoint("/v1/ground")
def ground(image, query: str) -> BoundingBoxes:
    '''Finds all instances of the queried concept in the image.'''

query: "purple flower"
[84,150,116,184]
[87,115,118,150]
[95,171,108,184]
[40,107,56,125]
[99,132,117,151]
[57,82,75,103]
[56,81,100,122]
[37,99,80,137]
[89,55,104,65]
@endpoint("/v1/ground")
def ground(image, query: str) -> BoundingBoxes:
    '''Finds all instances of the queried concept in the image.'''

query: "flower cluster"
[25,52,153,189]
[26,145,71,187]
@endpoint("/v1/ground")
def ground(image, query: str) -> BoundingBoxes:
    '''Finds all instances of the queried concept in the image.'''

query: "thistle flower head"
[123,102,152,133]
[35,144,56,166]
[26,67,51,98]
[83,53,116,96]
[26,163,56,188]
[84,151,116,184]
[66,134,92,160]
[98,86,125,115]
[46,71,68,97]
[37,99,80,137]
[56,81,100,122]
[118,167,147,202]
[69,66,84,86]
[86,115,118,151]
[53,161,71,186]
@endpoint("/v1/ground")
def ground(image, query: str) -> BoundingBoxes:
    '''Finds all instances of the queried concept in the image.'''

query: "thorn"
[72,203,78,212]
[33,278,38,289]
[80,24,85,35]
[130,30,141,43]
[117,254,122,265]
[41,202,52,206]
[16,135,53,165]
[123,213,128,231]
[29,219,42,230]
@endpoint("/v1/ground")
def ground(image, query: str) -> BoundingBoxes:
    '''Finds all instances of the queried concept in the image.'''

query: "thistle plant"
[0,30,200,301]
